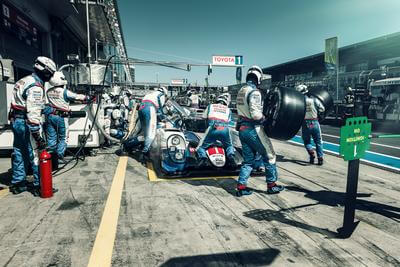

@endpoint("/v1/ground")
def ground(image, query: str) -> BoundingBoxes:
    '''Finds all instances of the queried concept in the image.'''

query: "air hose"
[53,55,116,176]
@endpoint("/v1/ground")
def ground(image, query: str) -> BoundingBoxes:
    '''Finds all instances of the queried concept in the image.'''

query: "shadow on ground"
[184,179,237,196]
[160,248,280,267]
[276,155,309,166]
[184,180,338,237]
[286,186,400,221]
[243,209,337,237]
[184,179,280,198]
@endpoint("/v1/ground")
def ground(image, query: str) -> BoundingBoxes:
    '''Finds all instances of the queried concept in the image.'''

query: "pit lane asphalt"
[0,139,399,266]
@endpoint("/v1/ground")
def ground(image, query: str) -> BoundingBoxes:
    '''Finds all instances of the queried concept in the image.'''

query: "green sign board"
[325,37,338,66]
[340,117,371,161]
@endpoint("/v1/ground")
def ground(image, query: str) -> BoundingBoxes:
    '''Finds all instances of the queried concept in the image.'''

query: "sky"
[118,0,400,86]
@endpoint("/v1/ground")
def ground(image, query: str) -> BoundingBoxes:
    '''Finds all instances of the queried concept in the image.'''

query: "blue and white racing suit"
[124,91,166,153]
[44,86,89,158]
[10,73,46,187]
[236,83,278,186]
[110,106,129,140]
[189,94,200,109]
[301,95,325,158]
[197,103,235,159]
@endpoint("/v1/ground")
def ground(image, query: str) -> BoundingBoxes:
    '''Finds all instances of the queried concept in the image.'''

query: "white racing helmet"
[246,65,263,86]
[295,84,308,94]
[220,93,231,105]
[34,56,56,80]
[221,92,230,98]
[49,71,67,87]
[216,95,229,106]
[110,85,121,96]
[112,109,122,120]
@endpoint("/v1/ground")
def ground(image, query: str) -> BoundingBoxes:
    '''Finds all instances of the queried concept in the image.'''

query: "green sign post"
[338,117,371,238]
[340,117,371,160]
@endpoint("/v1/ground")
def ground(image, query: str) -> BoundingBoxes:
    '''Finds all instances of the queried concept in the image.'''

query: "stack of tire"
[262,86,333,140]
[263,87,306,140]
[307,87,334,121]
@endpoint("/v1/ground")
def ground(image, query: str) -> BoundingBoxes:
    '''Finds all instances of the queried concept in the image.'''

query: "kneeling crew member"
[296,84,325,165]
[236,66,284,196]
[197,95,235,166]
[123,87,168,154]
[9,56,56,196]
[44,71,92,164]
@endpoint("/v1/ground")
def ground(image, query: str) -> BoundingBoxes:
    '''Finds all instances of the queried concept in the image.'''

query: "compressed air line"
[122,103,138,141]
[88,102,120,143]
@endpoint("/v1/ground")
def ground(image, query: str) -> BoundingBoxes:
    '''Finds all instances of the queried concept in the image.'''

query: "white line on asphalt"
[289,140,400,172]
[321,133,400,150]
[296,136,400,160]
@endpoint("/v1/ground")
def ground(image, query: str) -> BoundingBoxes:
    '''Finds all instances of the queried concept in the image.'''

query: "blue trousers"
[11,118,39,186]
[301,120,323,158]
[197,125,235,159]
[124,103,156,153]
[45,114,67,158]
[238,126,277,185]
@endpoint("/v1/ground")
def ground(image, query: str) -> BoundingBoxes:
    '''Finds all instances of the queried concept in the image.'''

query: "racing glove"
[84,95,96,104]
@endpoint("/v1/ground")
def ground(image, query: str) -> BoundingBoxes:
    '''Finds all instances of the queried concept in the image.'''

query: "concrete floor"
[0,139,399,266]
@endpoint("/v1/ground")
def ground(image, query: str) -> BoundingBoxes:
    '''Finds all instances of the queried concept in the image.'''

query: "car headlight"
[171,136,181,145]
[175,151,183,160]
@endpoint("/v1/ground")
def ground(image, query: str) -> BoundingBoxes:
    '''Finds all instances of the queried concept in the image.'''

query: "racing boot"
[116,145,129,157]
[30,185,41,197]
[308,150,315,164]
[267,182,284,194]
[236,183,253,197]
[139,151,150,162]
[9,182,27,195]
[318,157,324,166]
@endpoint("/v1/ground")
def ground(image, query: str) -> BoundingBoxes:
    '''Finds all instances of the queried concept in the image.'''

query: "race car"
[144,100,264,178]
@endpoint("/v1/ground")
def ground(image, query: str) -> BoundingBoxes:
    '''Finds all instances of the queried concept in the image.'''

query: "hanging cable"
[53,55,116,176]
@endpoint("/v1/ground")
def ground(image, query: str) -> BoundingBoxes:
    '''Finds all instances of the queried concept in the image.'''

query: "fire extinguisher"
[39,149,53,198]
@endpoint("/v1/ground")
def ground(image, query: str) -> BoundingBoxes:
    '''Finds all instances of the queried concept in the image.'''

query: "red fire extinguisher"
[39,149,53,198]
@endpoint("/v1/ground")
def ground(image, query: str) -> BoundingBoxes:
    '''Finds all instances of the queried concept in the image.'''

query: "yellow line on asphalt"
[87,156,128,267]
[147,162,236,182]
[147,161,158,182]
[0,188,9,199]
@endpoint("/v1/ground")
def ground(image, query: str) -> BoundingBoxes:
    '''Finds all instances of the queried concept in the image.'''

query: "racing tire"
[308,87,334,113]
[263,87,306,140]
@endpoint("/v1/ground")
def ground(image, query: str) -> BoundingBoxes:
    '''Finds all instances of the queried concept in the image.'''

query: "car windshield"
[167,100,191,118]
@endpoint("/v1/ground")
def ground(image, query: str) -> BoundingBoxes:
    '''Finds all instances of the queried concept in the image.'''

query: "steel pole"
[338,159,360,238]
[336,56,339,101]
[95,39,98,62]
[86,0,91,62]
